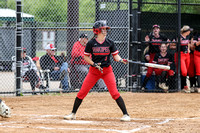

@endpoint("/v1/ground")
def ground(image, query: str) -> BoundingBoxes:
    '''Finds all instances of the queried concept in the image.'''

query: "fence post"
[128,0,133,91]
[16,0,22,96]
[177,0,181,91]
[137,0,142,91]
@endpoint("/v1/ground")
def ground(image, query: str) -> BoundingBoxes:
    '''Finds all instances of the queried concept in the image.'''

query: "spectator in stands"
[40,44,69,90]
[12,48,45,95]
[71,33,106,90]
[153,43,174,92]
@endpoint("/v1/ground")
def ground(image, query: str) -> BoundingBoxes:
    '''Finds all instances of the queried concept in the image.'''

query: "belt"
[181,51,188,54]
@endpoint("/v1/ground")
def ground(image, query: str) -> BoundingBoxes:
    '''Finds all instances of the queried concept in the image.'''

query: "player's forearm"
[113,54,121,62]
[84,55,94,65]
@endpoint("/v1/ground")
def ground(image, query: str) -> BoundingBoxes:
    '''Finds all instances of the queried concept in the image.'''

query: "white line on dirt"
[1,114,200,133]
[156,119,174,125]
[130,125,152,132]
[63,120,93,124]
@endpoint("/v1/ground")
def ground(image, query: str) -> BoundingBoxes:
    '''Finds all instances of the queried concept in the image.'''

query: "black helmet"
[93,20,110,34]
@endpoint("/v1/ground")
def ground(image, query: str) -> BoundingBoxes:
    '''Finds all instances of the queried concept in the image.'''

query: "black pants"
[24,69,40,90]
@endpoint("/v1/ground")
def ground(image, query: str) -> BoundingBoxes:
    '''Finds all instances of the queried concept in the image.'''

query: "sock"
[161,71,167,83]
[116,96,128,115]
[72,97,83,114]
[181,76,186,89]
[189,77,195,87]
[197,76,200,87]
[156,75,161,88]
[142,76,150,88]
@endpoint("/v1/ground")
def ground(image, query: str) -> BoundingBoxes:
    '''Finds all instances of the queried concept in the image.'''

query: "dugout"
[0,9,34,71]
[96,0,200,91]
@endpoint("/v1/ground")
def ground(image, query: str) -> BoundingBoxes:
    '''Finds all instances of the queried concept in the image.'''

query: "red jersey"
[71,41,88,65]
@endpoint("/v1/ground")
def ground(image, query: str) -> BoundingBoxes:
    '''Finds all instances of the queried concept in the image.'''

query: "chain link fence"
[1,0,200,96]
[131,0,200,93]
[0,0,129,95]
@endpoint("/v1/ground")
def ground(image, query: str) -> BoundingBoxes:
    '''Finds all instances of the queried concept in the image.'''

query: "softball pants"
[188,53,195,77]
[77,65,120,100]
[194,50,200,76]
[146,53,156,77]
[174,52,190,77]
[154,69,174,76]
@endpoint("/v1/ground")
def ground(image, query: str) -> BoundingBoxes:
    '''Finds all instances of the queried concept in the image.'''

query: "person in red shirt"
[71,33,106,90]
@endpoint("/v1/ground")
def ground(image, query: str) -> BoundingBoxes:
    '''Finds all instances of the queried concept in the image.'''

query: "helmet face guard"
[93,20,110,35]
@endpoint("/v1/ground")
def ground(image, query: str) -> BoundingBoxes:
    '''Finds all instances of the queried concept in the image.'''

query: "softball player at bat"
[171,25,193,93]
[64,20,131,122]
[193,33,200,93]
[0,99,11,118]
[141,24,168,91]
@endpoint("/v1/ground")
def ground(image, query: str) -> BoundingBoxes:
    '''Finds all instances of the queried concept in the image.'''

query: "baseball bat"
[127,60,170,70]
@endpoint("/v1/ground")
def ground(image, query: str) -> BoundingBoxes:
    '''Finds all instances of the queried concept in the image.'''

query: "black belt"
[182,51,188,54]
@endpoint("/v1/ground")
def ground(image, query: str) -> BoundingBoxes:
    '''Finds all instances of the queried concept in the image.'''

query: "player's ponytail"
[91,34,97,40]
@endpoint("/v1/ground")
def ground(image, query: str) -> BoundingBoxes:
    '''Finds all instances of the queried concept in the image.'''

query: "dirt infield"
[0,92,200,133]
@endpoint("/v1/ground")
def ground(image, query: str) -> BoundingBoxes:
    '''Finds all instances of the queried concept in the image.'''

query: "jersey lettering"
[181,39,189,46]
[157,58,169,65]
[92,47,110,55]
[151,39,162,46]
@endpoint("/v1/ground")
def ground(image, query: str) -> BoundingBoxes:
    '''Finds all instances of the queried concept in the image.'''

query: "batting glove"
[92,63,103,72]
[119,59,128,64]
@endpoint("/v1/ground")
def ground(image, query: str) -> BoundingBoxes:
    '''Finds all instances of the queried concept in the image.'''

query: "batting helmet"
[93,20,110,35]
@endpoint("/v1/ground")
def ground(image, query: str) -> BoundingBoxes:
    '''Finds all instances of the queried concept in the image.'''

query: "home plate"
[63,120,93,124]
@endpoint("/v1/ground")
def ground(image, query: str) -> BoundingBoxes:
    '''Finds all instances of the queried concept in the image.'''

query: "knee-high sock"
[142,76,150,88]
[72,97,83,114]
[189,77,196,87]
[116,96,128,115]
[161,71,167,83]
[181,76,186,89]
[197,76,200,88]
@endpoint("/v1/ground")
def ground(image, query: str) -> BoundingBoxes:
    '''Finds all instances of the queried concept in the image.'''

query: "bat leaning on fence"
[127,60,170,70]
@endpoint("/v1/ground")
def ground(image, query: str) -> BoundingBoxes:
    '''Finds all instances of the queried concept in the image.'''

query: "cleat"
[190,87,195,93]
[197,88,200,93]
[0,101,11,118]
[140,87,145,92]
[182,86,190,93]
[120,114,131,122]
[64,113,76,120]
[159,83,168,90]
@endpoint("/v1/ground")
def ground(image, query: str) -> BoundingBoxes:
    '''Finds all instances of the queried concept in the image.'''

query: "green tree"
[79,0,95,24]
